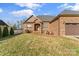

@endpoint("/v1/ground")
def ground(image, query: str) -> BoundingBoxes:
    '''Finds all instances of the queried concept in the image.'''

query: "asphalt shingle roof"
[24,10,79,23]
[37,15,56,22]
[60,10,79,15]
[0,20,8,26]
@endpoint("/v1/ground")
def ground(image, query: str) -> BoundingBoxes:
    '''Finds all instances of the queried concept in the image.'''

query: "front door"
[34,24,40,31]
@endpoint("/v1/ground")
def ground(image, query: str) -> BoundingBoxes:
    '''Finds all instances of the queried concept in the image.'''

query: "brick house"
[23,10,79,36]
[22,15,55,33]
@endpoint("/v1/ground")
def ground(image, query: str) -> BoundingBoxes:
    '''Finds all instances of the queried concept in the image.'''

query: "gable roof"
[60,10,79,16]
[0,20,8,26]
[23,15,56,23]
[50,10,79,22]
[23,10,79,24]
[23,15,33,23]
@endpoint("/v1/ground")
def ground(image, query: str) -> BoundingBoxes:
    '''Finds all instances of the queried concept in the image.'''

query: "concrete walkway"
[64,36,79,41]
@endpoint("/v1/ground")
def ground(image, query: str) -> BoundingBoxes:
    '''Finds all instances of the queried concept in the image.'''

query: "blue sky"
[0,3,78,25]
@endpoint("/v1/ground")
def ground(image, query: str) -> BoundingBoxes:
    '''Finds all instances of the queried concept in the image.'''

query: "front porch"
[33,23,43,34]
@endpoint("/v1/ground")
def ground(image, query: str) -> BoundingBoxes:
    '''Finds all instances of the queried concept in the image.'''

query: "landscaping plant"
[10,27,14,35]
[3,27,9,37]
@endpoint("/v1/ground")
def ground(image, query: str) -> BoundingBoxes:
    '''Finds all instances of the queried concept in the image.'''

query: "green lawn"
[0,33,79,56]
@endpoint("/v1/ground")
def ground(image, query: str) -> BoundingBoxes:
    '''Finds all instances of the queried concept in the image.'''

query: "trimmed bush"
[3,27,9,37]
[25,30,32,33]
[0,27,2,38]
[10,27,14,35]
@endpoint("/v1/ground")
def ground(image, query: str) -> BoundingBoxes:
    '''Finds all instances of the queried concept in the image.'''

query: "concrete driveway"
[64,35,79,41]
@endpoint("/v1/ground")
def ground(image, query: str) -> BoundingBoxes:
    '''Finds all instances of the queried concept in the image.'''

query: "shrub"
[3,27,9,37]
[25,30,32,33]
[10,27,14,35]
[0,27,2,38]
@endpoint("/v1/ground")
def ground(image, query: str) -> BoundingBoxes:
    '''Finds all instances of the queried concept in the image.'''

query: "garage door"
[65,23,79,35]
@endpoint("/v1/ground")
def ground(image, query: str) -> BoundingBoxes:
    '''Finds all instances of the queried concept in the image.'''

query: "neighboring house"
[0,20,9,33]
[23,10,79,36]
[0,20,8,28]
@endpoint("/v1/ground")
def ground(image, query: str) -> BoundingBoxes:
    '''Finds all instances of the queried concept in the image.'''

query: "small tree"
[13,24,17,30]
[0,27,2,38]
[3,27,9,37]
[10,27,14,35]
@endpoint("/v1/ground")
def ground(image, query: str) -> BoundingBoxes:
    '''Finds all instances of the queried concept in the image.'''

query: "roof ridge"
[37,15,54,16]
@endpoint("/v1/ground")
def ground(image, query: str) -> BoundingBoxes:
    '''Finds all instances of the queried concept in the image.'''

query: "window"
[27,24,32,29]
[27,24,32,27]
[43,22,48,30]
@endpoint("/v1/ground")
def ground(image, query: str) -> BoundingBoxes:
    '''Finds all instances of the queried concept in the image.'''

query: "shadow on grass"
[0,33,22,41]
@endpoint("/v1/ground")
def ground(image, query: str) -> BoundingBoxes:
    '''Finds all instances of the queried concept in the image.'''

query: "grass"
[0,33,79,56]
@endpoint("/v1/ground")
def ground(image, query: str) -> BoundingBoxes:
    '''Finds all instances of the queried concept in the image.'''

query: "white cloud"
[71,3,79,11]
[11,3,43,17]
[58,3,79,11]
[43,13,51,15]
[11,9,34,17]
[16,3,42,10]
[57,3,73,10]
[0,8,3,13]
[13,3,45,17]
[57,3,67,9]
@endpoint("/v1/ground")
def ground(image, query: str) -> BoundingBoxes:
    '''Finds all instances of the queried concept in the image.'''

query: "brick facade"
[23,15,79,36]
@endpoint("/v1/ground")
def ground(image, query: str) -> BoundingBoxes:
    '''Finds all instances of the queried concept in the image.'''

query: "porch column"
[40,22,43,34]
